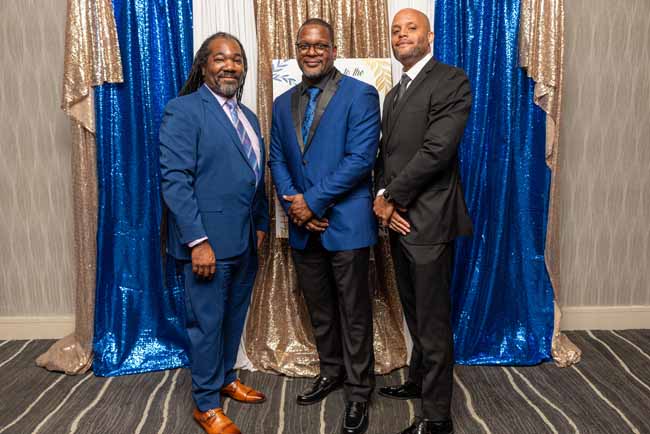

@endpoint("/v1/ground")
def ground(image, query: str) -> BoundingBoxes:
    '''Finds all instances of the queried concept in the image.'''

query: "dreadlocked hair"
[178,32,248,101]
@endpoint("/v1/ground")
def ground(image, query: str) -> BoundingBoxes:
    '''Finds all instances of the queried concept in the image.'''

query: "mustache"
[217,72,241,79]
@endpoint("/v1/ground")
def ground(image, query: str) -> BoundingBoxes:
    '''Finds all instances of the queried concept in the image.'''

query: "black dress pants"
[292,235,375,402]
[391,234,455,421]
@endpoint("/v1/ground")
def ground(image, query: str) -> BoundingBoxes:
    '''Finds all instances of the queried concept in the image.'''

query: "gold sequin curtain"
[36,0,123,375]
[519,0,580,367]
[245,0,407,376]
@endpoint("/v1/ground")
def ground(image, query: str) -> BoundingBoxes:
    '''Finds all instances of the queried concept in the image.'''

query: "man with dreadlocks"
[160,32,269,434]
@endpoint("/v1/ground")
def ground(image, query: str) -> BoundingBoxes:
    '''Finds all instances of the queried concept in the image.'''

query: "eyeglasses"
[295,42,332,54]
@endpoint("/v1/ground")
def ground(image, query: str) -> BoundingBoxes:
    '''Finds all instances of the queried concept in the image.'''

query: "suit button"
[387,150,392,156]
[250,181,255,186]
[302,159,307,165]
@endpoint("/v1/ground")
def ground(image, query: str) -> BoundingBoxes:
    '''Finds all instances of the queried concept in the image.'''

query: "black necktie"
[393,73,412,109]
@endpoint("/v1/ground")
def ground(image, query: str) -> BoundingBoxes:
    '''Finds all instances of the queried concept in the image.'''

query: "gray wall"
[0,0,648,318]
[558,0,650,307]
[0,0,74,315]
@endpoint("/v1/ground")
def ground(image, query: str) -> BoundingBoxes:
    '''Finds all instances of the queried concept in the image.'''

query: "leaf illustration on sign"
[272,60,297,86]
[365,59,392,95]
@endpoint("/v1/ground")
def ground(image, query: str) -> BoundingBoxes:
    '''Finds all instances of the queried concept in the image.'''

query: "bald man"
[374,8,472,434]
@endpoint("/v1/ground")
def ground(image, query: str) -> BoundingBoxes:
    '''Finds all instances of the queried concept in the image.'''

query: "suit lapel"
[383,85,398,137]
[200,85,255,175]
[386,57,438,143]
[290,88,306,153]
[304,69,343,151]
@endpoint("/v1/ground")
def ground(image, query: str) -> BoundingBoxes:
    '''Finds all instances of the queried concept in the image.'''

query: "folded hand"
[284,193,314,226]
[305,217,329,233]
[389,209,411,235]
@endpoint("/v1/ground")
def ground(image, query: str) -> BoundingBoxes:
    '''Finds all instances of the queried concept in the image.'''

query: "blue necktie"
[226,99,260,183]
[302,87,322,144]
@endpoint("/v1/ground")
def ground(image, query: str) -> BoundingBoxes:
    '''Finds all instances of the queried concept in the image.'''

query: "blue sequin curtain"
[93,0,193,376]
[435,0,554,364]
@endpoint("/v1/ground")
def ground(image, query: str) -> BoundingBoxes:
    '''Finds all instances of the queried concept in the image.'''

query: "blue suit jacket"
[269,73,380,251]
[160,85,269,260]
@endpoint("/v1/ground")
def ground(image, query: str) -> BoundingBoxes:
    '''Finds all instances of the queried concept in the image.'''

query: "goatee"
[215,81,239,98]
[303,69,325,80]
[301,64,332,81]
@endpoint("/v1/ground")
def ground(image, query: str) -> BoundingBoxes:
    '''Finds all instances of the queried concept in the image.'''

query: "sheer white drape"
[193,0,259,112]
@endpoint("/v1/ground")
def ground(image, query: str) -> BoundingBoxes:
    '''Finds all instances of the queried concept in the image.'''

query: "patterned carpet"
[0,330,649,434]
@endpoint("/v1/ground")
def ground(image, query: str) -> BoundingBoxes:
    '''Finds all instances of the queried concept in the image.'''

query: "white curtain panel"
[192,0,259,113]
[387,0,436,84]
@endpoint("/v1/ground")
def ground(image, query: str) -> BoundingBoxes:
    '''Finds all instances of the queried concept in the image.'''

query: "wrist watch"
[382,189,393,202]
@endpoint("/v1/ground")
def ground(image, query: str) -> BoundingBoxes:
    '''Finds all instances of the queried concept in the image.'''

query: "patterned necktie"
[226,99,260,183]
[393,73,412,109]
[302,87,322,144]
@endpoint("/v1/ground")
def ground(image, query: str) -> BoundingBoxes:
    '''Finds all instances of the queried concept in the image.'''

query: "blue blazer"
[269,73,380,251]
[160,85,269,260]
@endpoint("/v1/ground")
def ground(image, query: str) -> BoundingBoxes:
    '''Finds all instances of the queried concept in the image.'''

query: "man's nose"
[223,59,239,70]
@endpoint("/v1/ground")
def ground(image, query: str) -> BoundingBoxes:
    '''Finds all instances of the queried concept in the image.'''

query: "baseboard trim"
[560,305,650,330]
[0,316,75,340]
[0,307,647,340]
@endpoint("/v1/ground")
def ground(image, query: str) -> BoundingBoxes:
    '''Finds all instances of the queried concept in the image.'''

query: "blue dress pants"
[181,244,257,411]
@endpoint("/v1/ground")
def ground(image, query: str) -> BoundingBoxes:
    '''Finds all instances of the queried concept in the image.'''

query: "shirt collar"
[204,83,237,108]
[403,53,432,82]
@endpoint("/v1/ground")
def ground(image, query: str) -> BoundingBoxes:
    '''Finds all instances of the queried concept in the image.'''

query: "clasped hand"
[373,196,410,235]
[284,194,329,233]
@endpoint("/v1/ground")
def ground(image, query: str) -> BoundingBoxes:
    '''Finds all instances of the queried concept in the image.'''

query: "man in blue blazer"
[160,32,269,434]
[269,18,380,434]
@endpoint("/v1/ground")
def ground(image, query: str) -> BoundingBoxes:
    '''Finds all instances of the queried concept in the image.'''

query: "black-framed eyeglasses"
[295,42,331,54]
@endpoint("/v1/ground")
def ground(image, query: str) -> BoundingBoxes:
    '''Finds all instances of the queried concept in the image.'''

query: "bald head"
[394,8,431,31]
[391,8,434,69]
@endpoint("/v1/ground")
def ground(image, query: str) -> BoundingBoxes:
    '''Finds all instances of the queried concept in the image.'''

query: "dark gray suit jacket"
[375,57,473,246]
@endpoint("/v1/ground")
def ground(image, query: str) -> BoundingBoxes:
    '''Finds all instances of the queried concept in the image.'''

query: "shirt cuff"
[188,237,208,248]
[376,188,386,197]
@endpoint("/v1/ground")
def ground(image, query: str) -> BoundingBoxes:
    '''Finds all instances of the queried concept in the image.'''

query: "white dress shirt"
[402,52,433,88]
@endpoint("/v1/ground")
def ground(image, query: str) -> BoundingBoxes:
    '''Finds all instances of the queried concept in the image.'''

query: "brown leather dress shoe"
[192,408,240,434]
[221,379,267,404]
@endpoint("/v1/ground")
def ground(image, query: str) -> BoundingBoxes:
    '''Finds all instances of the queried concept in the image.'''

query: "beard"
[303,68,325,80]
[214,78,240,98]
[393,39,429,64]
[206,72,242,98]
[299,61,332,81]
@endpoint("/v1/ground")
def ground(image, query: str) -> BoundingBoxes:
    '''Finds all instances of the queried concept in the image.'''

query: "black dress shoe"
[342,401,368,434]
[378,381,422,400]
[297,376,342,405]
[397,419,454,434]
